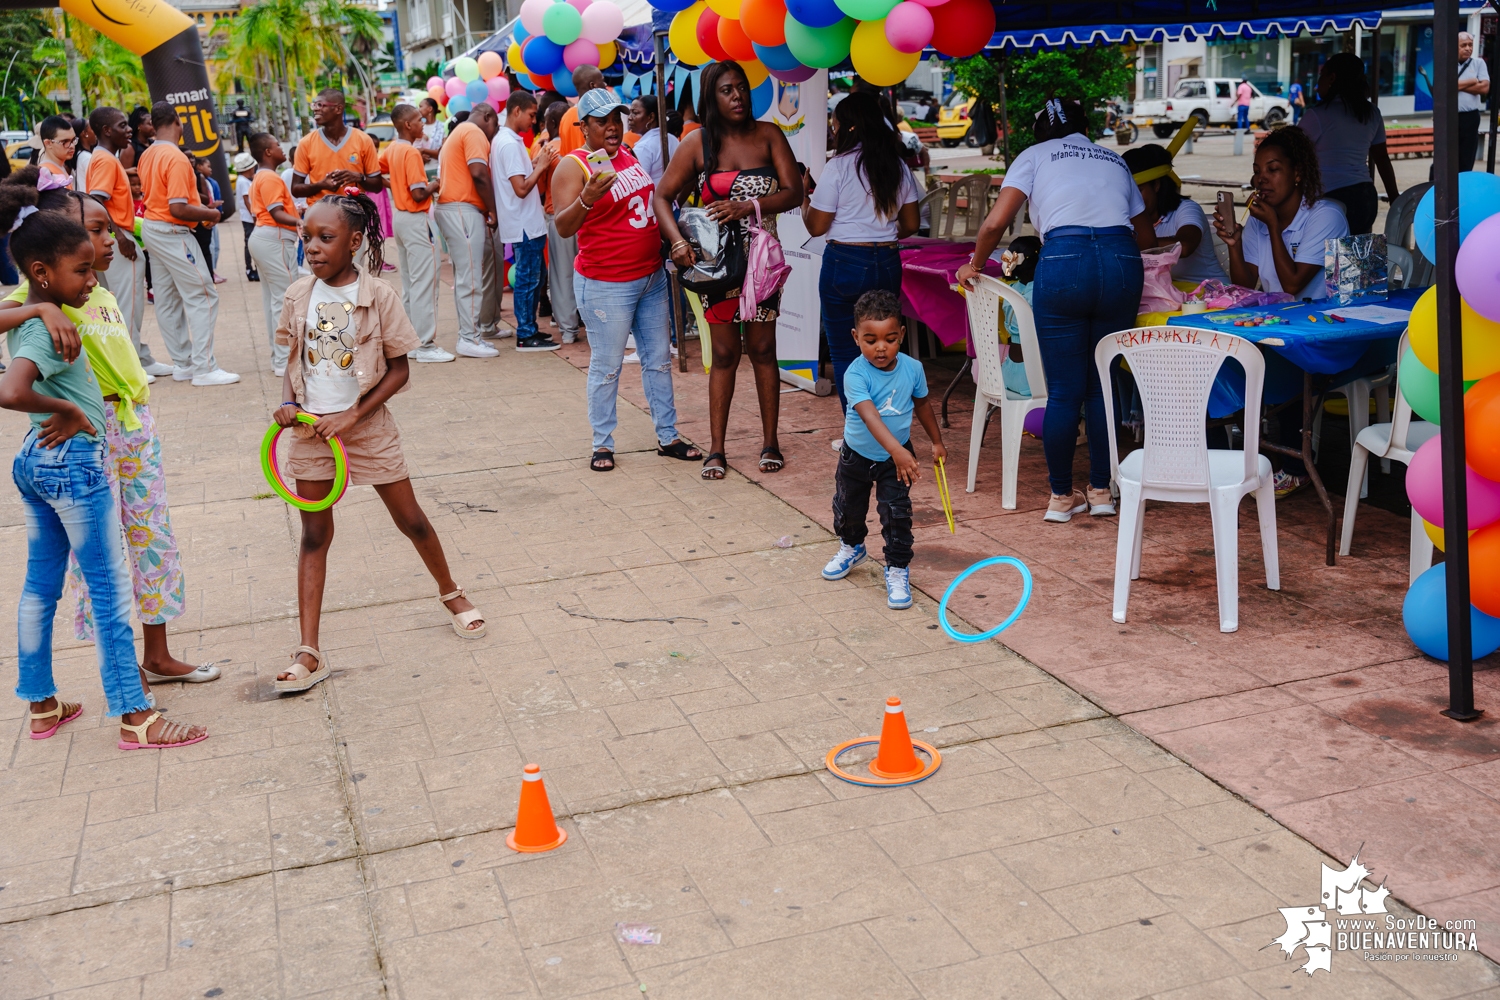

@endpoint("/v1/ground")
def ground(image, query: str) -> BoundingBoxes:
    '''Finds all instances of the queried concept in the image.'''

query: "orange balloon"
[717,16,757,60]
[740,0,787,45]
[1470,521,1500,617]
[1466,371,1500,481]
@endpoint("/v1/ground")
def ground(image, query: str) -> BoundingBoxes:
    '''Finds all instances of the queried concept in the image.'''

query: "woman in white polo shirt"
[957,98,1155,524]
[1299,52,1398,236]
[803,91,920,416]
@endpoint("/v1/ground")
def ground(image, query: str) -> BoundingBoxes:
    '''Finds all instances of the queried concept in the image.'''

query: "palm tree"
[34,15,148,113]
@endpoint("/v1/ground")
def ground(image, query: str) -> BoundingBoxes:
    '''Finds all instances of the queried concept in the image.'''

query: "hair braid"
[326,193,385,272]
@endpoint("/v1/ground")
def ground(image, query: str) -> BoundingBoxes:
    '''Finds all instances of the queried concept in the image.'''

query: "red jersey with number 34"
[566,147,660,282]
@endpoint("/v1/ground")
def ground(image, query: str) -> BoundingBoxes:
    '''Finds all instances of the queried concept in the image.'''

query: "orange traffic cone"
[506,763,567,853]
[869,697,924,779]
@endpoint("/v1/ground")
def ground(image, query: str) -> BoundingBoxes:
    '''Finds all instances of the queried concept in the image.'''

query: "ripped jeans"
[576,267,681,453]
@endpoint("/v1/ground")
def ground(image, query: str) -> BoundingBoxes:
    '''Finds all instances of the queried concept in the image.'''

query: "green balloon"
[1399,347,1476,425]
[784,14,856,69]
[543,2,583,45]
[833,0,897,19]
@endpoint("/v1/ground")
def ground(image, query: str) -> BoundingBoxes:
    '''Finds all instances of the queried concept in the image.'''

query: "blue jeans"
[576,268,681,452]
[1031,228,1144,496]
[12,431,147,718]
[1236,105,1249,129]
[513,234,546,341]
[819,243,903,412]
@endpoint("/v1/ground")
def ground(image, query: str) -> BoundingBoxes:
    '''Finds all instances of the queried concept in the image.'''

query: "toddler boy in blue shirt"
[821,290,947,609]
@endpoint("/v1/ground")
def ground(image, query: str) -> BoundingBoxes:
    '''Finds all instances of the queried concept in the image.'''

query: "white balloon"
[579,1,624,43]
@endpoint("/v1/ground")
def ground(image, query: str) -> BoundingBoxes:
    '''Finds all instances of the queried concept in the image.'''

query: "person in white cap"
[233,150,260,281]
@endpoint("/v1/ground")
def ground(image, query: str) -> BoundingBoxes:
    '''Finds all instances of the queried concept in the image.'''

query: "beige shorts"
[288,404,409,486]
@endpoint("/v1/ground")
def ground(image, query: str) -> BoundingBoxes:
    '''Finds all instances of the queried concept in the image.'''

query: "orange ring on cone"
[825,738,942,787]
[506,827,567,853]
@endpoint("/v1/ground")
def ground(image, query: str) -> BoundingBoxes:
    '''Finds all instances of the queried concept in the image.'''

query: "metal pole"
[1434,0,1482,722]
[1486,12,1499,172]
[655,31,687,374]
[1367,17,1382,117]
[997,52,1010,168]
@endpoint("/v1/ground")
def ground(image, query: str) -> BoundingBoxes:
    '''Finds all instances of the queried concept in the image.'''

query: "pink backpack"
[739,200,792,320]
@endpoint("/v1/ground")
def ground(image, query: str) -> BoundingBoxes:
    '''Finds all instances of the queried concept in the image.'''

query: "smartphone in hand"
[1215,190,1235,230]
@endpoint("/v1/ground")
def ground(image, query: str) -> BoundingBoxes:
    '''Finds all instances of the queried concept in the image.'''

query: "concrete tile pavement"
[0,231,1494,997]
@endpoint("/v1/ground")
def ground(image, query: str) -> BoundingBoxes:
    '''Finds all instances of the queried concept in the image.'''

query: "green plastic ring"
[260,412,348,512]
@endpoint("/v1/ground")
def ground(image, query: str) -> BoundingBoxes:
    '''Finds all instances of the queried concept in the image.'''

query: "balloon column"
[652,0,992,87]
[427,53,510,115]
[510,0,624,93]
[1400,172,1500,659]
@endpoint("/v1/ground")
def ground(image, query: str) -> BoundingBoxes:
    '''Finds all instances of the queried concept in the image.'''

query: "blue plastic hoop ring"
[938,556,1033,643]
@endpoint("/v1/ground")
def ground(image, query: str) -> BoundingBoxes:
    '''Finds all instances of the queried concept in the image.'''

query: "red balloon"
[528,72,554,91]
[1471,521,1500,617]
[930,0,993,58]
[1468,372,1500,480]
[718,16,757,60]
[740,0,786,45]
[697,8,733,63]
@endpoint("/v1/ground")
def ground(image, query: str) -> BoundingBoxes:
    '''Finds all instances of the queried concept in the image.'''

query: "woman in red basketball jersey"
[553,89,701,473]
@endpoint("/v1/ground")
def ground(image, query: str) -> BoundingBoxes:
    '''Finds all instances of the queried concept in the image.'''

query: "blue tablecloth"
[1166,288,1418,418]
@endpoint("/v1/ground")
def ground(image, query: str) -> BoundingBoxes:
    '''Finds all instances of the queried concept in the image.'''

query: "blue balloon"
[447,94,473,114]
[1402,564,1500,660]
[552,72,578,97]
[513,70,535,90]
[1414,171,1500,261]
[649,0,696,12]
[751,77,773,119]
[752,41,802,72]
[523,35,565,76]
[513,21,529,42]
[465,79,489,103]
[785,0,845,28]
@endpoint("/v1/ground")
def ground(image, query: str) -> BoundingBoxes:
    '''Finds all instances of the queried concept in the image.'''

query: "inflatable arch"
[2,0,233,217]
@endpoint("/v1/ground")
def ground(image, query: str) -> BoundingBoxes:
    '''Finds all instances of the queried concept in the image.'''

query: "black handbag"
[675,206,747,296]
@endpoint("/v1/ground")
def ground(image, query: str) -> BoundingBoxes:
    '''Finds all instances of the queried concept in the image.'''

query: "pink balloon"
[486,75,511,106]
[1457,213,1500,323]
[477,50,505,81]
[579,1,624,44]
[885,1,933,52]
[519,0,551,35]
[562,38,601,71]
[1407,434,1500,529]
[566,0,592,10]
[426,75,444,90]
[909,0,949,7]
[445,76,467,98]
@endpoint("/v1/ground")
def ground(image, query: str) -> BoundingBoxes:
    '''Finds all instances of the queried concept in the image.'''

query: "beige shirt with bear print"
[276,271,421,410]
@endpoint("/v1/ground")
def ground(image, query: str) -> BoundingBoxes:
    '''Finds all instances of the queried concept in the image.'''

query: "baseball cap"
[576,88,629,120]
[232,151,256,173]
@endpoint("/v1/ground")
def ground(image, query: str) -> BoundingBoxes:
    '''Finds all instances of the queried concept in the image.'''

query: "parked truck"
[1132,78,1291,138]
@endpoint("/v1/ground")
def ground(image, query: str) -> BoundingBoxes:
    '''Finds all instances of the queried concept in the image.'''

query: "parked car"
[936,93,976,147]
[5,138,34,173]
[1133,78,1290,138]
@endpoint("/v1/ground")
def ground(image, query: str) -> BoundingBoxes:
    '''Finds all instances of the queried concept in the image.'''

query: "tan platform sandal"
[439,587,486,639]
[118,710,207,750]
[275,645,330,694]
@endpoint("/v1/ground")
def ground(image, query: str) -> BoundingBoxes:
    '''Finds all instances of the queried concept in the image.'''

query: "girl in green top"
[0,178,221,689]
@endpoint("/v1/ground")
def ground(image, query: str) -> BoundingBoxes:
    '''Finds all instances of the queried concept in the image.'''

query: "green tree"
[951,46,1137,157]
[34,15,149,114]
[0,9,60,127]
[409,59,443,90]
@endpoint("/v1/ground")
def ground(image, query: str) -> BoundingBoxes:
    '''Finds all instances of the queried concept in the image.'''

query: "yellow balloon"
[1408,284,1500,379]
[740,57,768,88]
[705,0,741,17]
[849,18,920,88]
[508,41,529,75]
[1422,517,1475,552]
[597,40,617,69]
[670,2,712,67]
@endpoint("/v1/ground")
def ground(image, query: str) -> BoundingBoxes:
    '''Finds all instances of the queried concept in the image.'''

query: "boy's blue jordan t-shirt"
[842,353,928,462]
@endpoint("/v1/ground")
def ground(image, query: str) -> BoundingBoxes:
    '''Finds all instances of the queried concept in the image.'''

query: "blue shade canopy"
[986,12,1381,50]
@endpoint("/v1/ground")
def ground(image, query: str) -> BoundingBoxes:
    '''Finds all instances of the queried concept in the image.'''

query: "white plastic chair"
[1338,333,1437,583]
[1097,327,1280,633]
[1314,369,1394,498]
[964,274,1048,509]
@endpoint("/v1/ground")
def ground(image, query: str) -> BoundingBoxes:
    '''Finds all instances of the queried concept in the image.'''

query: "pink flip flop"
[29,701,82,739]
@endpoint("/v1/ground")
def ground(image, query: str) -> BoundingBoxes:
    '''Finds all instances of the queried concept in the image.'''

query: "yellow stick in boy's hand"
[935,456,956,534]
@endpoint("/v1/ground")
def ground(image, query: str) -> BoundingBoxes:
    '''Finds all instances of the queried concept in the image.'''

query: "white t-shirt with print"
[808,145,922,242]
[303,278,361,414]
[1300,101,1387,192]
[1241,199,1349,300]
[1155,199,1227,284]
[1001,134,1145,236]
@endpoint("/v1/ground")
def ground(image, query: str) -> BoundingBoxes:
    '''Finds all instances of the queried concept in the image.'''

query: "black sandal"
[701,453,727,480]
[759,448,785,473]
[590,449,615,472]
[657,440,703,461]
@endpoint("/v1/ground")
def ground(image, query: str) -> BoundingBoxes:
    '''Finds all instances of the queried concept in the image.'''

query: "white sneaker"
[409,345,456,363]
[144,373,156,384]
[143,362,173,377]
[171,366,194,381]
[623,351,641,364]
[456,339,500,358]
[480,327,514,340]
[273,367,285,378]
[831,437,843,453]
[190,368,240,387]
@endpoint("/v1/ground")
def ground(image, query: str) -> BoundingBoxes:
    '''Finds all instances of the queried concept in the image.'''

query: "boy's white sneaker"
[409,345,455,363]
[190,368,240,387]
[822,542,867,580]
[171,366,194,381]
[456,339,500,358]
[143,362,173,377]
[885,566,912,609]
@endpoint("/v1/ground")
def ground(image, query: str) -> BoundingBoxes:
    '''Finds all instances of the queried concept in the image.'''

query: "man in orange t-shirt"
[85,105,168,375]
[291,89,383,205]
[434,103,501,355]
[382,103,448,362]
[137,101,237,386]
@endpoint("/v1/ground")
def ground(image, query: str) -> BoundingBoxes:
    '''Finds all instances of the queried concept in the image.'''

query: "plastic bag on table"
[1192,278,1294,310]
[1139,244,1186,314]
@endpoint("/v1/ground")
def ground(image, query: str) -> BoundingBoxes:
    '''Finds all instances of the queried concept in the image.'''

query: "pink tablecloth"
[899,238,1005,355]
